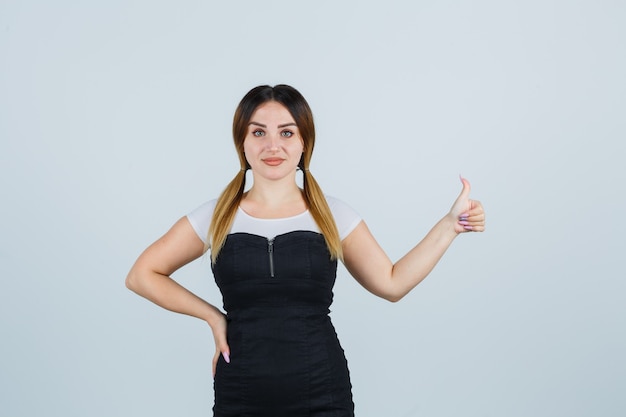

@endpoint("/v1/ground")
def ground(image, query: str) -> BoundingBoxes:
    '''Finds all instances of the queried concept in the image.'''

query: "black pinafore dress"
[211,231,354,417]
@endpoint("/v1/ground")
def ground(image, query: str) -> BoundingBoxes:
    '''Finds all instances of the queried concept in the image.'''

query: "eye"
[281,130,293,138]
[252,129,265,137]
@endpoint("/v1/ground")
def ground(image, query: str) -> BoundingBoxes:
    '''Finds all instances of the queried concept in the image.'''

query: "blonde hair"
[208,85,342,263]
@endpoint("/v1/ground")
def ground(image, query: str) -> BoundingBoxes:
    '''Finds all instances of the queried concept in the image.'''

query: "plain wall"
[1,1,624,416]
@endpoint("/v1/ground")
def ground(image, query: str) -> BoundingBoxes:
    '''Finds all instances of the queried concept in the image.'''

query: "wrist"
[204,305,226,329]
[443,213,462,237]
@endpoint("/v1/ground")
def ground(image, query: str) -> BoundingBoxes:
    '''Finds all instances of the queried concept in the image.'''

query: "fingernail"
[460,213,469,218]
[463,225,473,231]
[459,220,469,225]
[223,352,230,363]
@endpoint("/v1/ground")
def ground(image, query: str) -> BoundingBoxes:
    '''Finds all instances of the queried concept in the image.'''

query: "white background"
[1,1,624,416]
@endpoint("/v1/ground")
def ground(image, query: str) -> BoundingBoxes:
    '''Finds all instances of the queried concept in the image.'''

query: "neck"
[245,175,304,208]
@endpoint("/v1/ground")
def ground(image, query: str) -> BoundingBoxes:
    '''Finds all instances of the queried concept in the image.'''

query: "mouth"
[262,158,284,166]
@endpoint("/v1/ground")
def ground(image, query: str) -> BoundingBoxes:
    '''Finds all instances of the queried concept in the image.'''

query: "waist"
[226,305,331,321]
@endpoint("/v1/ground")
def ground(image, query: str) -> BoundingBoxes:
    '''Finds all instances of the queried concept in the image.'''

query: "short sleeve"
[326,196,362,240]
[186,200,217,246]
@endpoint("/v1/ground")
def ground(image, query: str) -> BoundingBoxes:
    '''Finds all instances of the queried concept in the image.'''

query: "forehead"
[250,101,295,124]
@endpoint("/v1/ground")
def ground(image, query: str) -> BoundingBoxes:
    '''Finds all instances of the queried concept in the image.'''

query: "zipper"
[268,238,275,278]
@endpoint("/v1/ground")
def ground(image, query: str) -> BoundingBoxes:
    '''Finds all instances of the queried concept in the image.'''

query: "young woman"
[126,84,485,416]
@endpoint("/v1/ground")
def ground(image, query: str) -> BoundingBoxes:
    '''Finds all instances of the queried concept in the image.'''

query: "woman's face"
[243,101,304,182]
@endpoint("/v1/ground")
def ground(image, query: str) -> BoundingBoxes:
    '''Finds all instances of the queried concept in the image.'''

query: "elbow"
[125,275,133,290]
[368,281,407,303]
[377,288,405,303]
[125,269,139,292]
[384,293,404,303]
[125,274,134,291]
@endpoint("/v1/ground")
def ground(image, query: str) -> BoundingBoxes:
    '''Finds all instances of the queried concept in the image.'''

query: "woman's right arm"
[125,216,230,373]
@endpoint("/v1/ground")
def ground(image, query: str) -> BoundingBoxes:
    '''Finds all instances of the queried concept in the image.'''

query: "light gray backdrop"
[1,1,624,416]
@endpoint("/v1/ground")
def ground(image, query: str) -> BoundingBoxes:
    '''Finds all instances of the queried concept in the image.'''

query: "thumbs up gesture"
[450,176,485,234]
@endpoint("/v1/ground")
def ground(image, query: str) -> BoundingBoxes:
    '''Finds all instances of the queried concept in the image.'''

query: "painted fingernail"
[459,220,469,225]
[459,217,468,222]
[464,225,473,231]
[460,213,469,218]
[223,352,230,363]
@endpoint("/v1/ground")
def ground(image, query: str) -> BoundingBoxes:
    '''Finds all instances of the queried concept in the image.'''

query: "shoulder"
[325,195,357,216]
[186,199,218,245]
[325,195,362,240]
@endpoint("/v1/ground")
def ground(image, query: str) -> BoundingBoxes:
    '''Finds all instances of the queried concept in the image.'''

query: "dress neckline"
[237,206,310,221]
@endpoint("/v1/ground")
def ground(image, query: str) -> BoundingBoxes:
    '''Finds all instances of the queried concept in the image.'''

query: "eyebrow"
[248,122,297,128]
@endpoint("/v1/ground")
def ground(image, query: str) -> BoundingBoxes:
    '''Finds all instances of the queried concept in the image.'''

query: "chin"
[255,168,297,181]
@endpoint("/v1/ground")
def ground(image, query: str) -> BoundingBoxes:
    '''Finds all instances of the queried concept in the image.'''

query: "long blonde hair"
[208,85,342,263]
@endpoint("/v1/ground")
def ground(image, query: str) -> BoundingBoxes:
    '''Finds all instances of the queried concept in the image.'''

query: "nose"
[266,133,280,152]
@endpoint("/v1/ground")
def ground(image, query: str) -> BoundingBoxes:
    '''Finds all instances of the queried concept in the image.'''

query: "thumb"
[451,175,472,216]
[458,175,471,201]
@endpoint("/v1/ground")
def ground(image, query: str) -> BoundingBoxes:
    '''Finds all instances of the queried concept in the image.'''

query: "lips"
[262,158,284,166]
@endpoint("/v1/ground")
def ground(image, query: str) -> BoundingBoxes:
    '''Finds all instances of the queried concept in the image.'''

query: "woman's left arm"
[341,177,485,302]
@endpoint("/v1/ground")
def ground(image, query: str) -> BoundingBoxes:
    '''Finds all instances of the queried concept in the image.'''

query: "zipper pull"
[268,238,275,278]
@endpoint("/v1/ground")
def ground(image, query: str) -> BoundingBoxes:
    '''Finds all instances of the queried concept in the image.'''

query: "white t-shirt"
[187,196,361,247]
